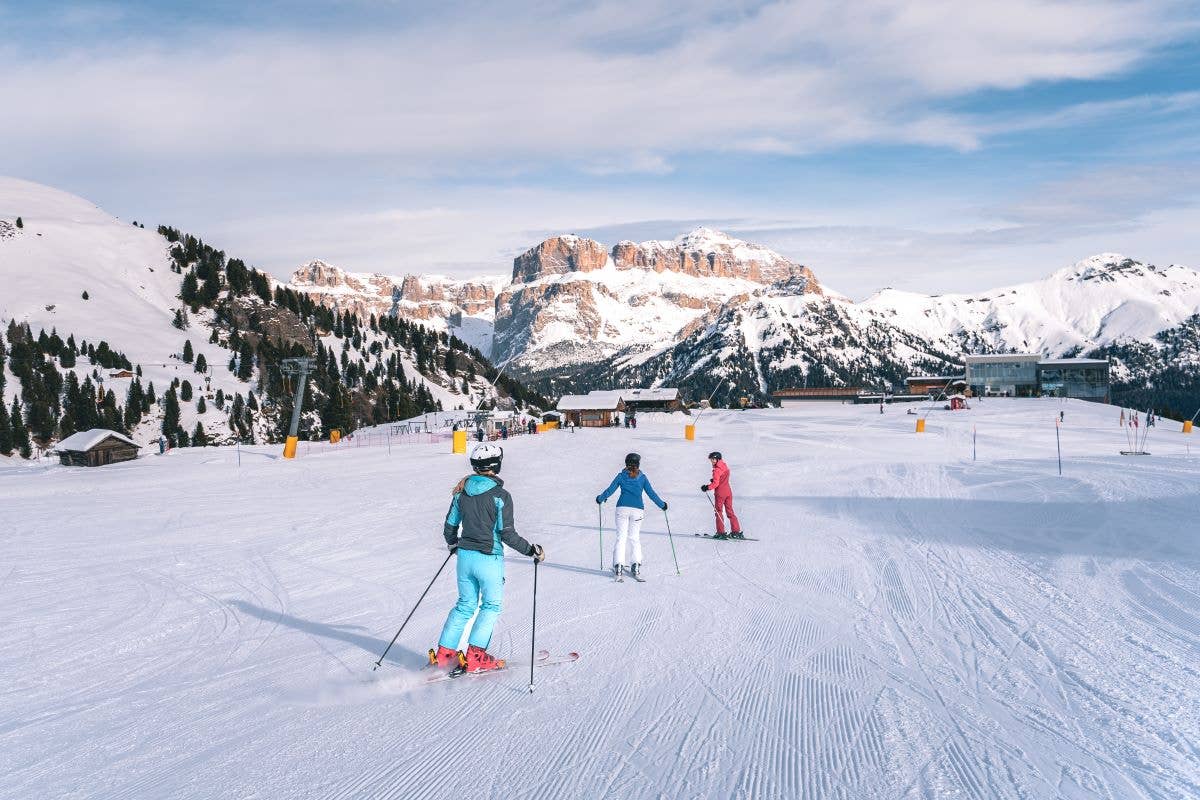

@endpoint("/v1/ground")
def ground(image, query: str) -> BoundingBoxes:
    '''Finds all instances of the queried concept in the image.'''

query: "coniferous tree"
[0,400,12,456]
[15,216,22,229]
[162,387,180,442]
[182,340,194,363]
[237,341,254,381]
[180,271,199,305]
[11,398,30,458]
[180,380,193,402]
[81,291,89,300]
[192,422,208,447]
[58,373,80,439]
[197,395,207,414]
[215,388,225,410]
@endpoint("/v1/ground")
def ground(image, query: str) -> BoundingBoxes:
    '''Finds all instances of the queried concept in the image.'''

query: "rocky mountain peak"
[511,235,610,283]
[513,228,821,292]
[1061,253,1152,284]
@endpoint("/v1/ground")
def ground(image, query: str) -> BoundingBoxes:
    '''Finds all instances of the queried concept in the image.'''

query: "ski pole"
[529,558,539,694]
[372,550,453,671]
[598,504,604,570]
[663,509,681,575]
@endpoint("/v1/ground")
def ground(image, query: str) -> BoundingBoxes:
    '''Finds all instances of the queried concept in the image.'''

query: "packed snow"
[3,399,1198,798]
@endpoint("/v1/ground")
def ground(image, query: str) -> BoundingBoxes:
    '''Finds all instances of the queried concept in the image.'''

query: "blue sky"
[2,0,1199,297]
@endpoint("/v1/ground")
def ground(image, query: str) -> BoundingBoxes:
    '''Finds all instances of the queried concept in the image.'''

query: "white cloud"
[0,1,1192,169]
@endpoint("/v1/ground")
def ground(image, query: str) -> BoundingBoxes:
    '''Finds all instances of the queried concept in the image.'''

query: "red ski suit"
[709,460,741,534]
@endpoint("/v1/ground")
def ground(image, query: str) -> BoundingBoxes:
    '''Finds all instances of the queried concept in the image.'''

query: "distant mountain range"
[4,177,1198,442]
[288,229,1200,415]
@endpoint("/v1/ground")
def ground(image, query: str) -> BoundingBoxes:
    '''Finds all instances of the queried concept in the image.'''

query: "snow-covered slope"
[0,177,182,365]
[0,177,272,446]
[3,400,1198,797]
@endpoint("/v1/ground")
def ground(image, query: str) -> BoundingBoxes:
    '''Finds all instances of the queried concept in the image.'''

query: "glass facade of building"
[963,355,1110,401]
[965,357,1040,397]
[1037,363,1109,401]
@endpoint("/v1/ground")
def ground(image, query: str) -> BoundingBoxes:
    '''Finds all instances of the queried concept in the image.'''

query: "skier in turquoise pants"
[430,444,545,673]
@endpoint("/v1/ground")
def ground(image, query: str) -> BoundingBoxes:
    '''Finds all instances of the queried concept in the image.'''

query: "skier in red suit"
[702,451,743,540]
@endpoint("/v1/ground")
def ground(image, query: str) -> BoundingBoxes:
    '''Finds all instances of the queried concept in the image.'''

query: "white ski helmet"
[469,443,504,474]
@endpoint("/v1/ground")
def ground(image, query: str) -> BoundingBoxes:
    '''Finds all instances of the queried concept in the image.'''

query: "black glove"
[531,544,545,563]
[701,484,710,492]
[448,542,458,553]
[661,502,669,511]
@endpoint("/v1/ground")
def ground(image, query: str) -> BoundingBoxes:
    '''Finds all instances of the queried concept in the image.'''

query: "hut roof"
[614,387,679,402]
[55,429,139,452]
[557,391,624,411]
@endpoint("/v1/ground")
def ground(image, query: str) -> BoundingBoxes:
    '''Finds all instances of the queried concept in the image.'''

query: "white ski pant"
[613,506,645,566]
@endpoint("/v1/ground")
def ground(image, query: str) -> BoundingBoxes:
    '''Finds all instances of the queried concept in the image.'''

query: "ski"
[693,533,760,541]
[426,651,579,684]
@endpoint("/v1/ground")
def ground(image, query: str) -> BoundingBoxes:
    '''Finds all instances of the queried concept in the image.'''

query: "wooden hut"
[617,387,683,413]
[55,429,140,467]
[556,391,626,427]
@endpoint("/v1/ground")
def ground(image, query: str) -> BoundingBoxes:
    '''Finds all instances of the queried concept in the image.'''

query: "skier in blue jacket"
[430,444,545,673]
[596,453,667,581]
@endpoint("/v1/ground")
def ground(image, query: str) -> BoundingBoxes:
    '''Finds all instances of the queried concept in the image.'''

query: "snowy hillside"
[0,178,544,459]
[862,253,1200,355]
[3,399,1198,797]
[0,178,183,367]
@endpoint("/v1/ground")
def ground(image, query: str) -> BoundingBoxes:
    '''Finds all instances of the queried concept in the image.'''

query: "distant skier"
[596,452,667,581]
[430,443,545,673]
[702,451,743,540]
[1059,410,1064,423]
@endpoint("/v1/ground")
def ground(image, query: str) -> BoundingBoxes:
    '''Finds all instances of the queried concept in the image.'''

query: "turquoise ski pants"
[438,549,505,650]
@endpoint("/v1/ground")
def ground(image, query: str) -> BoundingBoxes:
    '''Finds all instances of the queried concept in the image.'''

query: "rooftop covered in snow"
[55,429,139,452]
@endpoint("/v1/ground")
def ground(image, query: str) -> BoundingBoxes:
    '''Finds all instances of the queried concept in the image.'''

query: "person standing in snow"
[703,451,743,540]
[596,453,667,581]
[429,444,545,673]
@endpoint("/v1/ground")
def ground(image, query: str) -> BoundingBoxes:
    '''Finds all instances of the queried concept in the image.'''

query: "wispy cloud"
[2,1,1194,170]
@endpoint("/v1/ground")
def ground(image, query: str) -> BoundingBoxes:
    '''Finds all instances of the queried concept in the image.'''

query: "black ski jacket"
[443,475,533,556]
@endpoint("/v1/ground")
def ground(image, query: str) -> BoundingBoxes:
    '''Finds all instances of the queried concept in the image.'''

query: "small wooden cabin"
[55,429,140,467]
[556,391,626,427]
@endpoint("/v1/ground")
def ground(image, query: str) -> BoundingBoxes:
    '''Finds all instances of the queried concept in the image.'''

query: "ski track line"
[327,675,514,800]
[526,679,638,800]
[867,537,992,796]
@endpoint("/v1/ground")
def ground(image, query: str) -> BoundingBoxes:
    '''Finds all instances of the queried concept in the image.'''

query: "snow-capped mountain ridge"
[860,253,1200,357]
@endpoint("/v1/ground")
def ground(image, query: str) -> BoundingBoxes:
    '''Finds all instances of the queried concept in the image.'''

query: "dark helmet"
[469,443,504,474]
[708,451,722,461]
[625,452,641,468]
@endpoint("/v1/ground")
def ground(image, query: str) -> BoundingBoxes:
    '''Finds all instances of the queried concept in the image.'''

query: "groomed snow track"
[1,399,1198,798]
